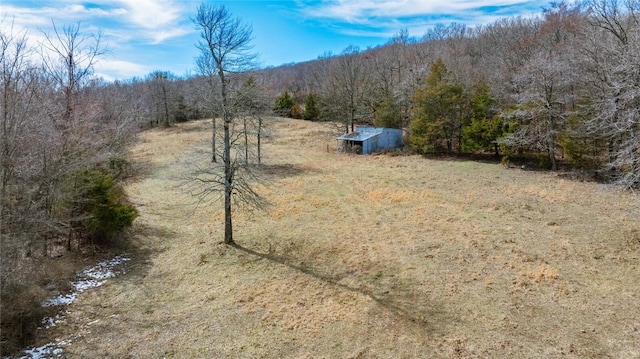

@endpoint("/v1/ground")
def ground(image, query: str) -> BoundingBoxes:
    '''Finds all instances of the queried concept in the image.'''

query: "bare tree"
[587,0,638,44]
[501,4,582,170]
[1,21,30,228]
[146,71,176,127]
[196,50,219,162]
[235,75,270,164]
[2,20,139,353]
[1,20,40,296]
[323,46,371,133]
[36,21,138,252]
[39,21,105,128]
[193,3,260,244]
[580,0,640,186]
[393,34,432,128]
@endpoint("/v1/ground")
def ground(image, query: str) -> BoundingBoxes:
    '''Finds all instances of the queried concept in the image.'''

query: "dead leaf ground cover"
[49,118,640,358]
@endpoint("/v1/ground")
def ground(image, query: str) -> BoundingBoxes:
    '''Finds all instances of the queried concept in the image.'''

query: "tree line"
[0,21,142,353]
[2,0,639,354]
[1,5,269,352]
[268,0,640,188]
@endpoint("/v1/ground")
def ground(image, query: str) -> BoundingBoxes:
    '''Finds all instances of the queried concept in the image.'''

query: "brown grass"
[47,118,640,358]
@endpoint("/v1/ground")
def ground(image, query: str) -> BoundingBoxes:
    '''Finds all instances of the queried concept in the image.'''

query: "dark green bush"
[174,95,189,123]
[70,169,138,241]
[374,95,402,129]
[273,91,295,117]
[303,93,320,121]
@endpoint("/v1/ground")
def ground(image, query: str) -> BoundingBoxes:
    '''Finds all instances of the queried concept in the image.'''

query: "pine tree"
[410,59,465,154]
[302,93,319,121]
[273,91,295,117]
[374,95,402,129]
[461,80,505,155]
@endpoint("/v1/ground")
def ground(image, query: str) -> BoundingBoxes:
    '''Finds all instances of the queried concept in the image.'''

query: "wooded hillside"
[2,0,639,355]
[264,1,640,188]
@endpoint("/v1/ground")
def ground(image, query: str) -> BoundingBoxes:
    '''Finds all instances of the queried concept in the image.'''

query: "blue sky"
[1,0,551,81]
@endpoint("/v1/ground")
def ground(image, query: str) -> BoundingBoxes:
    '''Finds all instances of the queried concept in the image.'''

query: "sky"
[1,0,552,81]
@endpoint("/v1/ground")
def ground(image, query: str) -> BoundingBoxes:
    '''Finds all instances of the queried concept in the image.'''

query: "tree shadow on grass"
[229,242,456,335]
[121,222,177,279]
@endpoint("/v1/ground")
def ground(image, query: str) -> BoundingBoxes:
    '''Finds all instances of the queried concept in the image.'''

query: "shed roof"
[336,127,383,142]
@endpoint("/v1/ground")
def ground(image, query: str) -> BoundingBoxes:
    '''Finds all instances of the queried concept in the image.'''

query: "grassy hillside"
[50,118,639,358]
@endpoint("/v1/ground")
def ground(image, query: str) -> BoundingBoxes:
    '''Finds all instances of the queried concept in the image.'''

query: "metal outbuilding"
[337,126,403,154]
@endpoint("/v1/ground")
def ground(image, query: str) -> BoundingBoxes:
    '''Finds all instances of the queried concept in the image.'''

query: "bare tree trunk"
[224,116,233,244]
[220,70,233,244]
[162,84,170,127]
[257,116,262,165]
[1,68,11,231]
[243,116,249,164]
[350,107,355,132]
[211,113,217,162]
[548,138,557,170]
[547,112,557,170]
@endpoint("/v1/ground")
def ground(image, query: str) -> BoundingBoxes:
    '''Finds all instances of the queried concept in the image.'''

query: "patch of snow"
[41,254,130,308]
[41,292,77,307]
[21,254,131,358]
[19,339,69,359]
[39,314,65,330]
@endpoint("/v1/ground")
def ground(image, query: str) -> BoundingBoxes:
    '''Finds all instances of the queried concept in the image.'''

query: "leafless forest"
[1,0,639,355]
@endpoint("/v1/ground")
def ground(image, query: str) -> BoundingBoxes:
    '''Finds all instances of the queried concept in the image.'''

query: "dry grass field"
[49,118,640,358]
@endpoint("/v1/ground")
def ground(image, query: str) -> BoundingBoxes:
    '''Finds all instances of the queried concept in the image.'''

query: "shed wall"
[362,136,376,154]
[378,128,403,150]
[339,126,403,154]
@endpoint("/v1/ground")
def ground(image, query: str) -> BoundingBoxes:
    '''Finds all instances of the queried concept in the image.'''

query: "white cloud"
[116,0,183,29]
[110,0,192,43]
[304,0,542,21]
[297,0,545,39]
[1,0,192,45]
[1,3,127,30]
[94,59,150,81]
[1,0,195,81]
[147,27,191,44]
